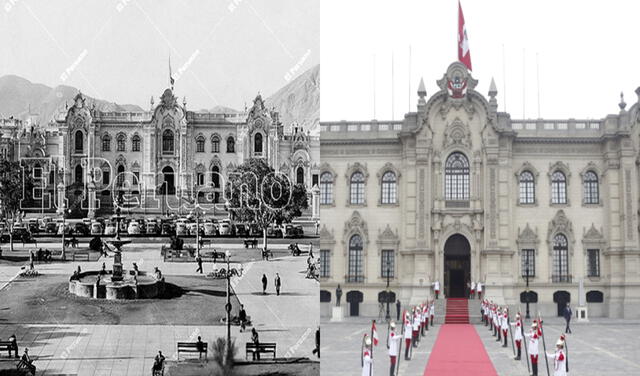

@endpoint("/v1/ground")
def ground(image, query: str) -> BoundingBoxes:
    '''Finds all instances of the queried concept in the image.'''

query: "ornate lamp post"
[60,204,70,261]
[524,257,531,319]
[385,266,391,322]
[224,249,232,364]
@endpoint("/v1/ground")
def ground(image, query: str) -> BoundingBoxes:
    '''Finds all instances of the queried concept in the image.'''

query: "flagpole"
[502,43,507,112]
[536,52,541,118]
[373,54,376,119]
[408,45,412,112]
[522,48,526,119]
[391,51,395,121]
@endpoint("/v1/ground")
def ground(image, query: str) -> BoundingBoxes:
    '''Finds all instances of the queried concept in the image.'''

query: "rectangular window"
[521,249,536,277]
[350,182,364,205]
[133,171,140,185]
[102,138,110,151]
[102,170,110,185]
[320,250,330,278]
[347,249,364,283]
[587,249,600,277]
[312,174,319,187]
[381,250,394,278]
[552,248,569,282]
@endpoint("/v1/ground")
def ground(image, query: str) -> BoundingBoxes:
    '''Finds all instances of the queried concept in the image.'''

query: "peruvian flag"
[372,321,379,346]
[458,0,472,71]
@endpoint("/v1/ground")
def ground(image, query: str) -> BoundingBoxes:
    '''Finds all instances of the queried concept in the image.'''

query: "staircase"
[445,298,469,324]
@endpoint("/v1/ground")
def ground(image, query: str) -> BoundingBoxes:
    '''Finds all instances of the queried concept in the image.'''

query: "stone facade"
[319,62,640,319]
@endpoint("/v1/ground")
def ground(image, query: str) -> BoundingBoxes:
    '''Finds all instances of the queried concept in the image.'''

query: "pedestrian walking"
[261,274,268,294]
[563,303,572,334]
[275,273,282,296]
[195,255,203,274]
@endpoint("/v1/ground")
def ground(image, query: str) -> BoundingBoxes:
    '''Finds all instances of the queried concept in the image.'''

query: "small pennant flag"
[372,321,379,346]
[458,0,472,71]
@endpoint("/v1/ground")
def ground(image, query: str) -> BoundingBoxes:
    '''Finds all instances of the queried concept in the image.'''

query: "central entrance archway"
[444,234,471,298]
[161,166,175,195]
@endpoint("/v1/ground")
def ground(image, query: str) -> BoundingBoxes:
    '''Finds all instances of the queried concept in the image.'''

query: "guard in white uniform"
[470,281,476,299]
[524,321,543,376]
[510,312,524,360]
[403,312,412,360]
[477,281,483,300]
[546,339,567,376]
[501,308,509,347]
[412,308,420,347]
[387,321,401,376]
[362,336,372,376]
[433,280,440,299]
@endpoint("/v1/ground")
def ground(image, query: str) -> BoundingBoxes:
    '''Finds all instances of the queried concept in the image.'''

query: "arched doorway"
[296,166,304,185]
[553,290,571,317]
[161,166,175,195]
[346,290,363,316]
[444,234,471,298]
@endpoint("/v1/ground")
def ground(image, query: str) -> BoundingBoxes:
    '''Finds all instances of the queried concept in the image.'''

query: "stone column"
[56,181,65,215]
[311,184,320,219]
[87,179,96,218]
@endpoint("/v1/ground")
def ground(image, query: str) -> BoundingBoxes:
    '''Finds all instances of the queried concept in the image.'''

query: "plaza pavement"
[321,316,640,376]
[0,241,319,375]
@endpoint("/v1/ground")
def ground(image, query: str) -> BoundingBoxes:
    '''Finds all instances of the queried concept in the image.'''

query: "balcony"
[346,275,364,283]
[445,200,470,209]
[551,274,572,283]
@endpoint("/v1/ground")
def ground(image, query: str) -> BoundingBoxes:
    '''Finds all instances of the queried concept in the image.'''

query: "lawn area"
[0,274,241,325]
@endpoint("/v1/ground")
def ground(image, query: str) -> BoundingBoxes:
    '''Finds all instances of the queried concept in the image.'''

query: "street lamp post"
[224,249,232,365]
[61,204,67,261]
[524,257,531,319]
[385,266,391,322]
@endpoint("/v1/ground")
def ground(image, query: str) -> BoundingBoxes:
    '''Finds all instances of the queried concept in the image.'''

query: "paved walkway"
[0,242,319,375]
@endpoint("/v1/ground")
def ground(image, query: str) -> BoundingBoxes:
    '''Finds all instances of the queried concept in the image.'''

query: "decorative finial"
[619,91,627,111]
[150,96,154,105]
[488,77,498,98]
[183,96,187,107]
[417,77,426,98]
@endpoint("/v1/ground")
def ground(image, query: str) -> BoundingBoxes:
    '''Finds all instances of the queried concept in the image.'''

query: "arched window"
[162,130,174,153]
[254,133,263,154]
[227,136,235,153]
[74,130,83,153]
[132,135,141,152]
[551,171,567,204]
[117,134,126,152]
[102,134,111,151]
[552,234,570,282]
[350,171,365,205]
[519,171,535,204]
[296,166,304,185]
[211,136,220,153]
[347,234,364,283]
[583,171,599,204]
[116,165,125,187]
[320,172,333,205]
[75,164,83,183]
[211,165,220,188]
[381,171,397,204]
[445,152,470,201]
[196,136,205,153]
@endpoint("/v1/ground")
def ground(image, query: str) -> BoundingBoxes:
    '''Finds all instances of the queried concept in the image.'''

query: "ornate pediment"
[547,210,575,244]
[160,88,178,109]
[443,118,472,149]
[583,223,605,245]
[320,224,334,242]
[378,224,398,242]
[517,223,539,247]
[344,211,368,240]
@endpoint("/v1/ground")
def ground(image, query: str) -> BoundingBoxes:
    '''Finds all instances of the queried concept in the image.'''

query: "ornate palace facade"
[0,87,320,217]
[320,62,640,318]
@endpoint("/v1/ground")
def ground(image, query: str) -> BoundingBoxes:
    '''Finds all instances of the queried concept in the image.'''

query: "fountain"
[68,199,165,300]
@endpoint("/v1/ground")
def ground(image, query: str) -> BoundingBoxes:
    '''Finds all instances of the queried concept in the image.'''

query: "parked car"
[186,222,198,236]
[235,224,249,237]
[161,222,175,236]
[27,222,39,234]
[219,221,231,236]
[38,217,53,231]
[90,221,103,236]
[175,221,188,236]
[104,223,117,236]
[74,222,90,236]
[127,220,141,235]
[45,222,58,234]
[203,221,218,236]
[146,221,159,235]
[283,224,304,238]
[267,224,283,238]
[249,224,262,237]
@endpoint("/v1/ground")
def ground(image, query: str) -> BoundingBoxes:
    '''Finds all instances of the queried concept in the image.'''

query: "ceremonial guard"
[429,301,435,327]
[403,311,412,360]
[510,312,524,360]
[362,335,373,376]
[420,304,427,336]
[388,321,401,376]
[470,281,476,299]
[477,281,483,300]
[412,307,421,347]
[495,306,502,343]
[501,308,509,347]
[433,280,440,299]
[524,320,543,376]
[423,302,429,331]
[546,339,567,376]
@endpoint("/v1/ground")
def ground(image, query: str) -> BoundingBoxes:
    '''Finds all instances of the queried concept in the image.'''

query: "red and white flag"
[458,1,472,71]
[372,321,379,346]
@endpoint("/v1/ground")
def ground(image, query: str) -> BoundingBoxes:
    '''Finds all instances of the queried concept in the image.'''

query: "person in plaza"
[261,273,268,294]
[424,301,429,331]
[152,350,165,374]
[309,242,314,258]
[429,301,435,327]
[403,311,412,360]
[501,308,509,347]
[396,299,401,321]
[524,320,543,376]
[466,281,471,298]
[480,300,486,324]
[312,326,320,358]
[387,321,401,376]
[251,328,261,360]
[275,273,282,296]
[195,254,203,274]
[362,335,373,376]
[132,262,139,276]
[19,348,35,375]
[196,336,205,355]
[546,339,567,376]
[433,280,440,299]
[563,303,572,334]
[154,267,162,280]
[412,307,420,347]
[421,303,428,334]
[477,281,483,300]
[238,304,247,332]
[8,333,18,358]
[28,250,34,271]
[470,281,476,299]
[510,312,524,360]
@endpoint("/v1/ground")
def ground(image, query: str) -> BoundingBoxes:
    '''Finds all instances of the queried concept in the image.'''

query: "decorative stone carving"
[517,223,539,251]
[443,118,472,149]
[547,210,575,253]
[343,211,368,245]
[582,223,605,246]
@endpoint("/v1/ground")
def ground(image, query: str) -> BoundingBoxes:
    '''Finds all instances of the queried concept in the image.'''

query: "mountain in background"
[0,64,319,133]
[0,75,143,124]
[266,64,319,134]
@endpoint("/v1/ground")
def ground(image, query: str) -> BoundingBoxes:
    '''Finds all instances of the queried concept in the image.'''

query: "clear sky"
[0,0,319,110]
[321,0,640,121]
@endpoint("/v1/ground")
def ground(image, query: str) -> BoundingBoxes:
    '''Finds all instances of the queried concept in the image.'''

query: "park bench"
[245,342,276,360]
[72,252,90,261]
[243,238,258,248]
[177,341,208,360]
[0,341,14,356]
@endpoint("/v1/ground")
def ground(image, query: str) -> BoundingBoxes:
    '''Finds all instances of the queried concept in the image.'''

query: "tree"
[0,160,34,252]
[225,158,308,253]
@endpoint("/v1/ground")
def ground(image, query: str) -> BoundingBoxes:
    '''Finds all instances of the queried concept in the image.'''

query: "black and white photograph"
[0,1,319,375]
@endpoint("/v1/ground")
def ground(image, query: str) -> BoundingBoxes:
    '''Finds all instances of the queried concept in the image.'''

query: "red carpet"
[423,324,498,376]
[444,298,469,324]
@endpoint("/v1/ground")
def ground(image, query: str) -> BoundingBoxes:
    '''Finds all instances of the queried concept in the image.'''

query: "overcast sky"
[0,0,318,110]
[321,0,640,121]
